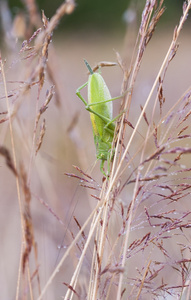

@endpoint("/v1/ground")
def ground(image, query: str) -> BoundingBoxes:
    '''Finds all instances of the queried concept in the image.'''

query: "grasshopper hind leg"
[100,158,112,178]
[100,159,107,177]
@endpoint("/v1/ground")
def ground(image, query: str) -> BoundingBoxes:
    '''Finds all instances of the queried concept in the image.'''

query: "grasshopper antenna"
[84,59,94,74]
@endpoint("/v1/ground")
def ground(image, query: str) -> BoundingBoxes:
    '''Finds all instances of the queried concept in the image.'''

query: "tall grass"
[1,0,191,299]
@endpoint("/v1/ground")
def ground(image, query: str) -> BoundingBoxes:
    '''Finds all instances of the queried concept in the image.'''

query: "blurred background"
[4,0,185,31]
[0,0,191,299]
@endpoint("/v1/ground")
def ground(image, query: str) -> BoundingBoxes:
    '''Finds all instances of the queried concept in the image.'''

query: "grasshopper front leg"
[77,84,128,130]
[76,86,112,125]
[76,82,89,106]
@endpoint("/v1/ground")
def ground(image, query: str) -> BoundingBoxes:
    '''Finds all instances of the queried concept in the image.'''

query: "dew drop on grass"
[57,244,67,249]
[180,164,186,169]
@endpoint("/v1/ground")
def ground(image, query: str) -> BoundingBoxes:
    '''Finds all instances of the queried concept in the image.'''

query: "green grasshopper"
[76,60,123,176]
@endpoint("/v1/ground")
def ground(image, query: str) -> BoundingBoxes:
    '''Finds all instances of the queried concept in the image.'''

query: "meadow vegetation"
[0,0,191,299]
